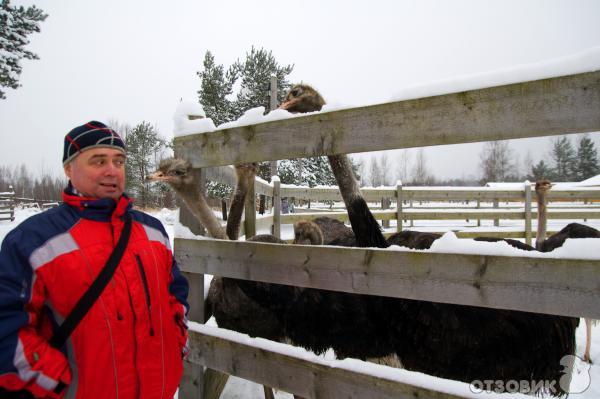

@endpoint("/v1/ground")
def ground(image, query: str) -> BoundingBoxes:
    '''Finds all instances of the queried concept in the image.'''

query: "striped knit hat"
[63,121,126,165]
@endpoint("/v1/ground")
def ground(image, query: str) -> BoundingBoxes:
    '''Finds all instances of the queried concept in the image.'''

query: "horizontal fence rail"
[174,70,600,168]
[175,238,600,320]
[187,325,471,399]
[279,186,600,203]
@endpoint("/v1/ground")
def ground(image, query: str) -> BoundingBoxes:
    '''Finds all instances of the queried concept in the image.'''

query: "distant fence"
[0,190,15,222]
[15,197,60,210]
[204,167,600,245]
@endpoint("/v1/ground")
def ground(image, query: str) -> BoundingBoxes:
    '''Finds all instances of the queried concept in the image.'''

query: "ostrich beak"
[147,171,167,182]
[279,98,301,110]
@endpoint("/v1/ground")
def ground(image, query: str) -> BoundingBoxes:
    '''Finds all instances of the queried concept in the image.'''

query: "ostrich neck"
[536,191,547,250]
[327,154,388,248]
[179,187,227,239]
[226,167,254,240]
[327,154,362,205]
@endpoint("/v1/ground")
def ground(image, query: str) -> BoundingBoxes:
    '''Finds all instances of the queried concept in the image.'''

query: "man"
[0,121,189,398]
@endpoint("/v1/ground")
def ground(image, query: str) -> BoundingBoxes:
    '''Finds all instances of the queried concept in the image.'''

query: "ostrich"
[294,216,356,247]
[149,159,299,338]
[293,220,324,245]
[280,84,388,248]
[535,180,600,364]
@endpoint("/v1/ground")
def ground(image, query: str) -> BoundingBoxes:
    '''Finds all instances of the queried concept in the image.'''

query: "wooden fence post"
[272,177,281,239]
[10,186,15,222]
[493,199,499,227]
[524,181,532,246]
[176,167,206,399]
[382,197,390,228]
[476,199,481,227]
[269,75,278,179]
[396,181,403,232]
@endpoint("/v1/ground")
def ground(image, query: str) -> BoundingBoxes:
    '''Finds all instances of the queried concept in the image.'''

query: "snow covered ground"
[2,206,600,398]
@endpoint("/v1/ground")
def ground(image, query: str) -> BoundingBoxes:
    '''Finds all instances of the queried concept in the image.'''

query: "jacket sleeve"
[169,254,189,352]
[0,229,71,398]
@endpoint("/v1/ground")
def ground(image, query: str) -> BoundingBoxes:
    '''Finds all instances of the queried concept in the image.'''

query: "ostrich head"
[535,179,552,195]
[148,158,194,192]
[293,221,325,245]
[279,84,325,114]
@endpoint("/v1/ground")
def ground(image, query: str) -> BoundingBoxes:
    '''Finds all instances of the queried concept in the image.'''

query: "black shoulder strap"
[49,213,133,349]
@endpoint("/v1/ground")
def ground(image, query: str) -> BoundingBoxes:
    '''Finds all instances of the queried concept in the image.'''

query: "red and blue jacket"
[0,189,189,398]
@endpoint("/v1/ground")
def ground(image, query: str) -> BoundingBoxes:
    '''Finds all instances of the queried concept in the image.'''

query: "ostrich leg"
[584,318,593,363]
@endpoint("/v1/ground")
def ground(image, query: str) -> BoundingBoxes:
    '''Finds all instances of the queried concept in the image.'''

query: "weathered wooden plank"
[187,328,469,399]
[174,71,600,167]
[244,182,257,238]
[524,183,533,246]
[273,179,281,238]
[175,239,600,319]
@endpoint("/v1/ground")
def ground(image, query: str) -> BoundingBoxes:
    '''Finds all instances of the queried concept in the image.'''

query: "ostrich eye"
[291,88,300,97]
[174,170,186,176]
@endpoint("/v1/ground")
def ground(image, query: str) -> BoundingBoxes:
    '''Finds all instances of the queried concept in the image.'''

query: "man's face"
[64,148,126,200]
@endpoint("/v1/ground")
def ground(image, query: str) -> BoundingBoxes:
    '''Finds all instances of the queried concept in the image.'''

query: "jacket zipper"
[135,254,155,336]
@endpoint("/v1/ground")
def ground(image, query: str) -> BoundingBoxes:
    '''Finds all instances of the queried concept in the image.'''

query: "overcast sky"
[2,0,600,181]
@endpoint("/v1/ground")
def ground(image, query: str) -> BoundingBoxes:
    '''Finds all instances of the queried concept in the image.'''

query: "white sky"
[1,0,600,180]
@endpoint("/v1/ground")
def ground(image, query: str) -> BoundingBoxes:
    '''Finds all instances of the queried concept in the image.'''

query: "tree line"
[358,134,599,187]
[479,135,599,184]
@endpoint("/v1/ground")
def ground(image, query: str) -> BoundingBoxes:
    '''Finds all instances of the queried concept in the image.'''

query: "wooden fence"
[203,169,600,246]
[174,69,600,398]
[0,190,15,222]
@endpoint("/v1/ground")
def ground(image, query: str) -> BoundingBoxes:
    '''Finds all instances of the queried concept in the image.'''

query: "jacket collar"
[62,183,133,222]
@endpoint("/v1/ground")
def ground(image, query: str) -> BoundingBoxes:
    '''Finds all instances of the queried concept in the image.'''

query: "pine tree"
[550,136,577,181]
[125,122,169,208]
[574,135,599,180]
[196,51,238,126]
[0,0,47,99]
[230,46,293,119]
[531,159,553,181]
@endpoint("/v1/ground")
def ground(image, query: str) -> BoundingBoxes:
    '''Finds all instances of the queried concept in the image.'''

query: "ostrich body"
[387,230,442,249]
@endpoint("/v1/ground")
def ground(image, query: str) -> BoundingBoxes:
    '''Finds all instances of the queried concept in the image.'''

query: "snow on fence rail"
[174,69,600,399]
